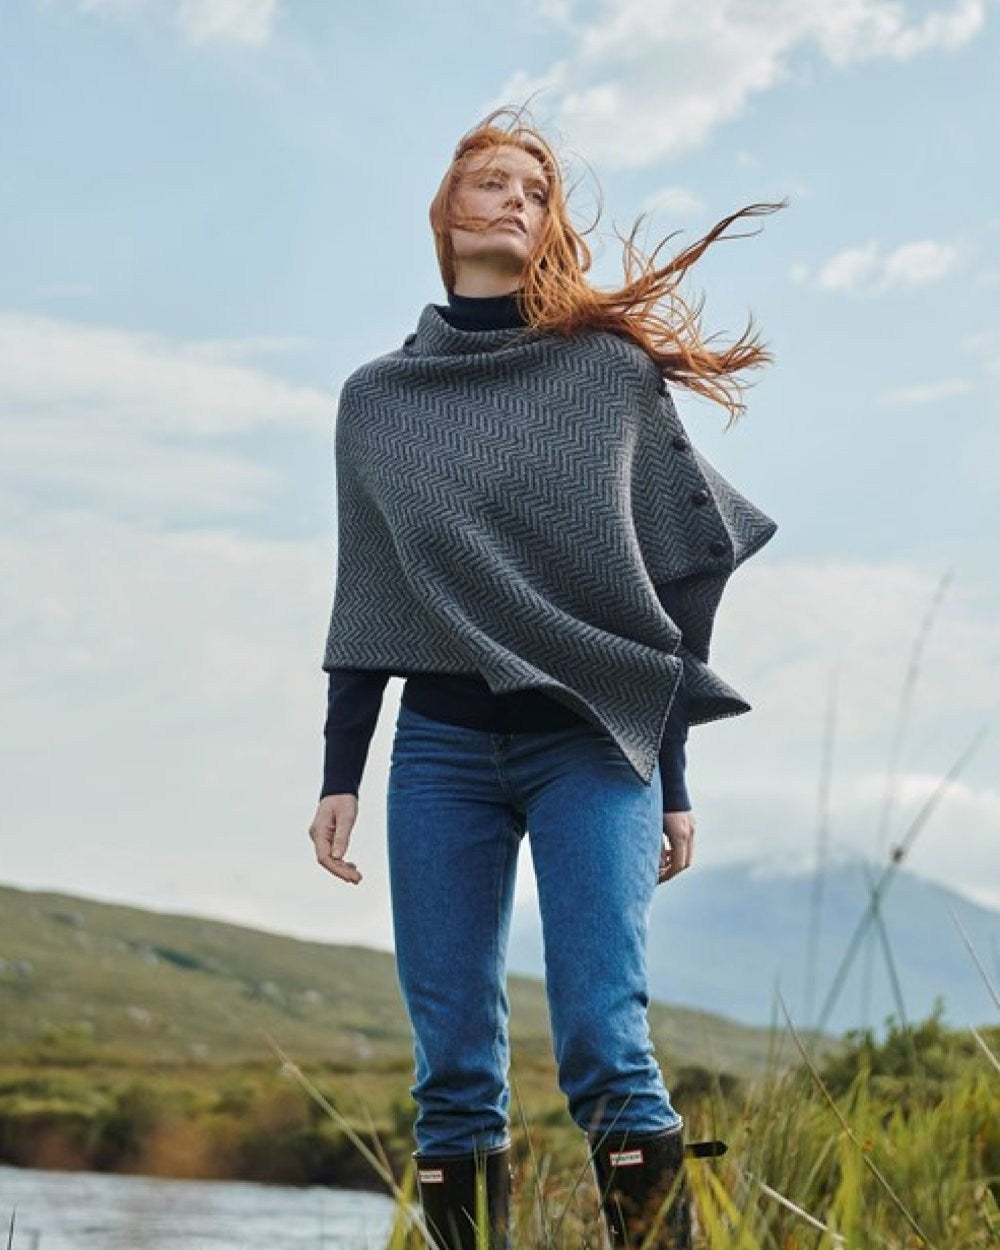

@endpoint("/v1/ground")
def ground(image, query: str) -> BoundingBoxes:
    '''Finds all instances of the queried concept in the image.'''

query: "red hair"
[428,105,788,426]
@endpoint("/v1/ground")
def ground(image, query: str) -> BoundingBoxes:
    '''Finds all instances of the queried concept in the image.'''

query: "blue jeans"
[386,701,682,1156]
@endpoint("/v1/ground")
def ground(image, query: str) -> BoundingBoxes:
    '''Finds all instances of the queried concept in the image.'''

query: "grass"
[263,1011,998,1249]
[3,1012,995,1245]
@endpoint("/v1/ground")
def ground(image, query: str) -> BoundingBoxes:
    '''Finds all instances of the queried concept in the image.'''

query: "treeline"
[0,1050,421,1189]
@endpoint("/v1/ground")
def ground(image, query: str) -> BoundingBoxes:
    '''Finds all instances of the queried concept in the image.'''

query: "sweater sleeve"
[658,672,691,812]
[320,668,391,800]
[654,581,692,813]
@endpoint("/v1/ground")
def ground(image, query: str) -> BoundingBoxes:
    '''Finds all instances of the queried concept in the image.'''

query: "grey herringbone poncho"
[322,302,777,784]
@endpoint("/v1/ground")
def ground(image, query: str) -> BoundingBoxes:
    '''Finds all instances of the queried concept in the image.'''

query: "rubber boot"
[589,1126,692,1249]
[414,1142,512,1250]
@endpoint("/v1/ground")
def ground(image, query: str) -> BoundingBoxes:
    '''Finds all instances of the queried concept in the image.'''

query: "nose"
[504,187,525,210]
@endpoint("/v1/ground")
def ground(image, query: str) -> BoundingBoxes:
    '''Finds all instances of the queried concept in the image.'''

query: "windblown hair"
[428,105,788,425]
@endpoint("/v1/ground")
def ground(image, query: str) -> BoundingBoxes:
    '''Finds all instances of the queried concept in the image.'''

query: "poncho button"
[691,488,710,506]
[671,435,690,451]
[709,539,728,557]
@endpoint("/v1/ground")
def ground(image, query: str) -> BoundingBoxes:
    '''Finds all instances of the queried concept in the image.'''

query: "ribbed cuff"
[659,734,691,812]
[320,727,370,800]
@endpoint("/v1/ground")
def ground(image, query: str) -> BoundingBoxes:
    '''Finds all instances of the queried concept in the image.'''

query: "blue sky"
[1,0,998,953]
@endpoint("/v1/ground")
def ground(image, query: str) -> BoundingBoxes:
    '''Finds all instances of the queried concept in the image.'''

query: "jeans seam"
[491,813,518,1136]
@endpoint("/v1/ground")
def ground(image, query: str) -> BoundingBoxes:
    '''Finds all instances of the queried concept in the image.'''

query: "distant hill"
[509,861,999,1034]
[0,883,810,1080]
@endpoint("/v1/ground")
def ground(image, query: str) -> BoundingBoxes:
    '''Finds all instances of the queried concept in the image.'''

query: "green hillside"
[0,883,802,1078]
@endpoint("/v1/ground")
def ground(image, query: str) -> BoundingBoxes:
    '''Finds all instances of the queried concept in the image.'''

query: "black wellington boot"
[414,1142,513,1250]
[589,1126,692,1249]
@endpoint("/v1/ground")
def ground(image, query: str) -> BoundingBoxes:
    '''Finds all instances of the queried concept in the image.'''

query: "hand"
[658,810,695,885]
[309,794,362,885]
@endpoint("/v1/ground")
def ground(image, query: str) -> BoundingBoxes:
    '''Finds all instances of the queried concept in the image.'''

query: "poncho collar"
[404,301,549,358]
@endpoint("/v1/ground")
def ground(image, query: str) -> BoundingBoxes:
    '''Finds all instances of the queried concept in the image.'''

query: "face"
[449,143,550,288]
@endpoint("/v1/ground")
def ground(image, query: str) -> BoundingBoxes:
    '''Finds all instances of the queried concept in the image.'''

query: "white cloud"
[176,0,277,47]
[701,774,1000,912]
[880,378,976,405]
[638,186,705,218]
[76,0,279,47]
[815,241,882,291]
[0,512,402,947]
[493,1,986,168]
[815,0,986,65]
[881,239,963,288]
[717,560,999,735]
[849,771,1000,834]
[3,509,998,940]
[0,313,329,436]
[0,312,332,523]
[815,238,962,295]
[185,334,316,365]
[836,772,1000,907]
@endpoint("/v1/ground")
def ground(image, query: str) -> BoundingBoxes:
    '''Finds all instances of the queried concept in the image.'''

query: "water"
[0,1164,398,1249]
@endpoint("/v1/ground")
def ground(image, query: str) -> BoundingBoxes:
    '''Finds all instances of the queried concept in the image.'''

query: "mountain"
[0,883,807,1080]
[508,861,999,1034]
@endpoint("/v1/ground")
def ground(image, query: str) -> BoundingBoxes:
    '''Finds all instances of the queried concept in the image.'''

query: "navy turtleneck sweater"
[321,288,691,810]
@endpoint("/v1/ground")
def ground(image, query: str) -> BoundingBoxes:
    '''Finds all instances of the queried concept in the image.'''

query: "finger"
[661,837,690,880]
[325,857,363,885]
[330,815,355,861]
[311,817,362,884]
[315,839,363,884]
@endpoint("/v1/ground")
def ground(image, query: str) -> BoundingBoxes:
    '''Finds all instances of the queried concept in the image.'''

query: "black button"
[657,376,667,394]
[691,488,710,506]
[671,435,690,451]
[709,539,728,557]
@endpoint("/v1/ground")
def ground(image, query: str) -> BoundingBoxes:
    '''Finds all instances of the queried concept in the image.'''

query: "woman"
[309,106,782,1250]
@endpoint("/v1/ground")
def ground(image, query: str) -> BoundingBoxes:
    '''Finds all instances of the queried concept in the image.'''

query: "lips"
[497,217,527,234]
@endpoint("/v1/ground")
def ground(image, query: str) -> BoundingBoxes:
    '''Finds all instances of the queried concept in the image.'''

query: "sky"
[1,0,998,956]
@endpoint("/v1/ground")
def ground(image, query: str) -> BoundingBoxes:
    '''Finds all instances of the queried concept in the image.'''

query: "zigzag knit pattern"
[323,303,777,784]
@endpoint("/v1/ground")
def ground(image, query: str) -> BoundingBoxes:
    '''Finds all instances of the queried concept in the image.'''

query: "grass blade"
[261,1032,435,1247]
[970,1026,1000,1077]
[950,909,1000,1012]
[744,1170,847,1246]
[778,992,939,1248]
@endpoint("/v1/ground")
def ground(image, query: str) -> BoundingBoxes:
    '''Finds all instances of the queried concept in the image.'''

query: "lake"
[0,1164,398,1249]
